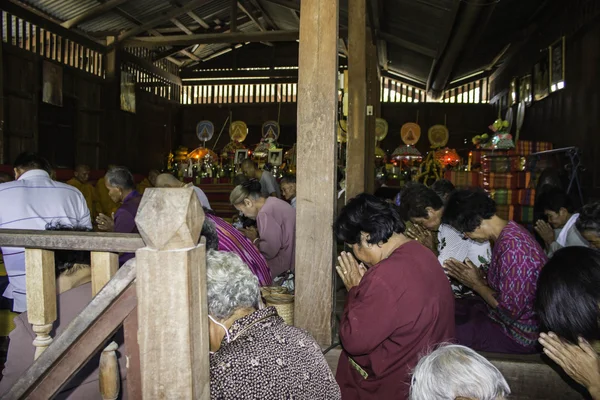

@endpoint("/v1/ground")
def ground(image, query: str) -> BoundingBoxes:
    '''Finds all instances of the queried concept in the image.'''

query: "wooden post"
[294,0,339,345]
[365,31,379,194]
[0,38,5,164]
[91,251,120,400]
[25,249,57,360]
[91,252,119,296]
[135,188,209,399]
[345,0,367,200]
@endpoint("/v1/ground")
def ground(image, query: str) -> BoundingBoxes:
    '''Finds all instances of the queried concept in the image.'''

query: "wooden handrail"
[0,187,210,399]
[2,260,137,400]
[0,230,144,252]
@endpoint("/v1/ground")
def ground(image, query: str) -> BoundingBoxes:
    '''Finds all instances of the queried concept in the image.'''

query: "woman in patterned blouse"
[443,189,547,354]
[206,250,340,399]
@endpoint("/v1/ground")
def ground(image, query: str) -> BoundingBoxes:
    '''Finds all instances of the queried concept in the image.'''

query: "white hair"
[410,344,510,400]
[206,250,260,320]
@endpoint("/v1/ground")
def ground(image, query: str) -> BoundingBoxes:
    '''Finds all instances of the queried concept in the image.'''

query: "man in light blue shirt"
[0,153,91,312]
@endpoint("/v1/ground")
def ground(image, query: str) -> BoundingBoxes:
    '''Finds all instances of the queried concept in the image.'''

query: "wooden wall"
[1,43,177,173]
[489,2,600,199]
[178,102,495,160]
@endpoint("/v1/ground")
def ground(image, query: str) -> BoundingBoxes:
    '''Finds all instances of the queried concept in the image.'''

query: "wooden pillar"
[91,252,120,400]
[104,36,120,165]
[25,249,57,360]
[135,187,209,399]
[365,31,379,194]
[346,0,367,200]
[294,0,339,345]
[0,40,4,165]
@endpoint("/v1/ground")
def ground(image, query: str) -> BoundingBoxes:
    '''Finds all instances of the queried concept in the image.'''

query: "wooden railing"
[0,187,209,399]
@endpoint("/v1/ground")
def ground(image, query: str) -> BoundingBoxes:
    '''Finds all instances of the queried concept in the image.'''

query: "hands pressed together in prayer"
[240,226,258,242]
[534,220,555,247]
[443,258,486,290]
[336,251,367,291]
[96,213,115,232]
[539,332,600,399]
[405,224,434,251]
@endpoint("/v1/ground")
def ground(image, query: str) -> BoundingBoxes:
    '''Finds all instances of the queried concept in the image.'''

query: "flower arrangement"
[472,119,514,150]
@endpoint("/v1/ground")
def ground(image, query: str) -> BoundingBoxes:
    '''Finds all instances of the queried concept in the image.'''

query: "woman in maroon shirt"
[334,194,455,400]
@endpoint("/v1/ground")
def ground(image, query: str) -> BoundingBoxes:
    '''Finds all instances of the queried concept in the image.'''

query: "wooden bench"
[323,347,590,399]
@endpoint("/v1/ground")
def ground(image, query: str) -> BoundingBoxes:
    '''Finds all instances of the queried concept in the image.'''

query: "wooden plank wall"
[489,1,600,199]
[1,44,178,172]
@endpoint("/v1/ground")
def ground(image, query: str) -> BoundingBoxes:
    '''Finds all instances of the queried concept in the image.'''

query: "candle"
[467,152,472,172]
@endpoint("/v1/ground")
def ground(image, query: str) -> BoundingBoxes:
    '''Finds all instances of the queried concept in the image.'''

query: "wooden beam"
[2,0,104,52]
[121,50,183,85]
[0,229,144,252]
[0,35,4,164]
[117,0,213,42]
[378,40,388,70]
[124,30,300,47]
[346,0,367,200]
[365,30,378,194]
[263,0,300,12]
[182,77,298,86]
[249,0,279,30]
[238,2,265,31]
[230,0,238,32]
[290,9,300,23]
[181,68,298,79]
[295,0,338,346]
[379,31,437,58]
[187,11,211,29]
[171,18,195,35]
[61,0,131,29]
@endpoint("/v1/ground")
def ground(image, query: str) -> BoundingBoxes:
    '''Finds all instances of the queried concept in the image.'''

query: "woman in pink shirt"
[230,180,296,279]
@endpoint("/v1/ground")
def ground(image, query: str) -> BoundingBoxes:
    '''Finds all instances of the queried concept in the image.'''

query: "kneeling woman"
[334,194,455,400]
[443,189,547,353]
[207,250,340,399]
[230,180,296,280]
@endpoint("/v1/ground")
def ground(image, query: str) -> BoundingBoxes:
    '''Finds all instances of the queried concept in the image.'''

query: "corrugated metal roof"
[119,0,173,23]
[21,0,101,22]
[79,12,137,32]
[259,1,298,30]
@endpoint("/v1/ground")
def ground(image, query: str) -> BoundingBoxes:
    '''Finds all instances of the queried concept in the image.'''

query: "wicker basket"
[263,293,294,325]
[260,286,289,298]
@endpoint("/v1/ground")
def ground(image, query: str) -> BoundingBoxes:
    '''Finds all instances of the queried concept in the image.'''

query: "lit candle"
[468,152,472,172]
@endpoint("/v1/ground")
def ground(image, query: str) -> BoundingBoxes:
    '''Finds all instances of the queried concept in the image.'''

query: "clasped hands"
[336,251,367,291]
[443,257,486,291]
[96,213,115,232]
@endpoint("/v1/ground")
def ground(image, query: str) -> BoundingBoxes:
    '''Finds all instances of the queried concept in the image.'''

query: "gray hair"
[201,218,219,251]
[410,344,510,400]
[206,250,260,320]
[229,180,263,205]
[105,166,135,190]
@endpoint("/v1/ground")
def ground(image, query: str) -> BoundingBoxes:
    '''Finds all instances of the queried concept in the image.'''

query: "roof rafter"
[116,0,214,43]
[124,30,299,48]
[248,0,279,30]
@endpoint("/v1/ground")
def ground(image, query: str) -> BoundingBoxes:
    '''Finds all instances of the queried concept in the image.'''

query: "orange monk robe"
[136,178,152,195]
[66,178,97,219]
[95,177,119,217]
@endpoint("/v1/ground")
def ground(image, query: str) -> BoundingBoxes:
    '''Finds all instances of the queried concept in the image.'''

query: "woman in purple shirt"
[442,189,547,353]
[230,180,296,279]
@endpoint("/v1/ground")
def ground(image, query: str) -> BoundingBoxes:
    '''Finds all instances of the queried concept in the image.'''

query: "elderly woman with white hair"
[207,250,340,399]
[410,344,510,400]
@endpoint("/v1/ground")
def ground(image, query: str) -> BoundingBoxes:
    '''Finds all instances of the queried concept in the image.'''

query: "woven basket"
[264,293,294,326]
[260,286,289,298]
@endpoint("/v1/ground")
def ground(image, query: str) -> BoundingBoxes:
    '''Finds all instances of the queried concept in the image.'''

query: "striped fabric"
[487,221,547,348]
[206,214,272,286]
[0,170,91,312]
